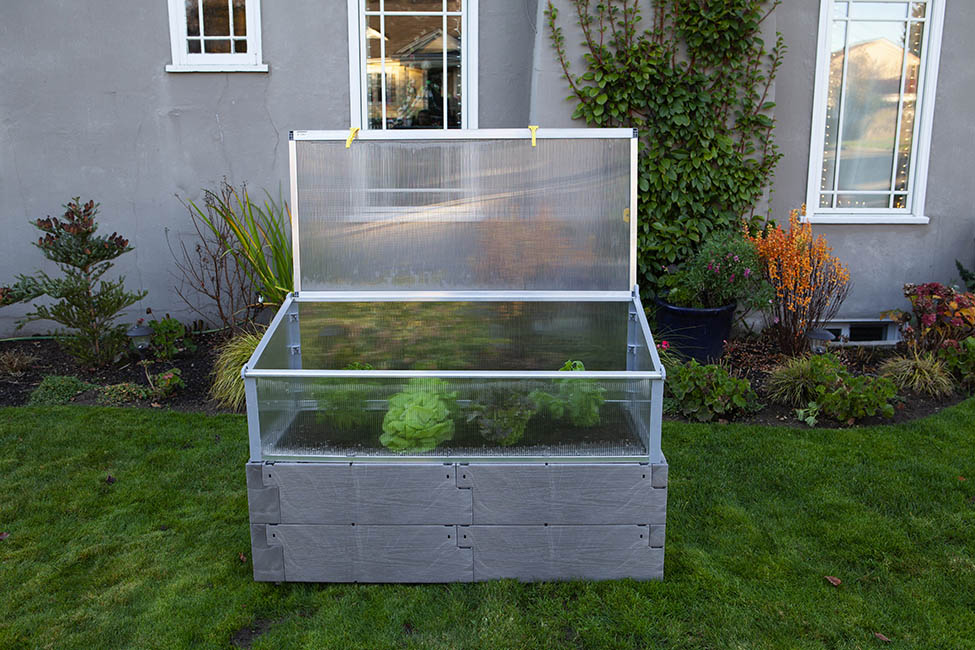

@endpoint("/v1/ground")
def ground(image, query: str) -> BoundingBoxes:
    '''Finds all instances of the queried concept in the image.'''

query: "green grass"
[1,404,973,649]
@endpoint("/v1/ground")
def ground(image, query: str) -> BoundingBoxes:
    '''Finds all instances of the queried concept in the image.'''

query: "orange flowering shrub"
[747,206,851,355]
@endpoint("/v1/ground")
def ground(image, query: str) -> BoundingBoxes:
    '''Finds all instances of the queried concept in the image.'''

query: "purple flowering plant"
[660,229,772,310]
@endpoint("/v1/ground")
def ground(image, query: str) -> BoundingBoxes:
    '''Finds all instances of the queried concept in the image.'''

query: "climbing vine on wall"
[547,0,784,292]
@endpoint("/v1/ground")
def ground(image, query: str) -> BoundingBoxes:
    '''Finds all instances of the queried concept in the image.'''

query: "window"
[166,0,267,72]
[806,0,945,223]
[348,0,478,129]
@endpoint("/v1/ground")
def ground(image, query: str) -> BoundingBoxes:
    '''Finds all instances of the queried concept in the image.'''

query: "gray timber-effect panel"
[248,460,668,582]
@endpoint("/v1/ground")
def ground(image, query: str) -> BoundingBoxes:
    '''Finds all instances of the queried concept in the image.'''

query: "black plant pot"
[653,298,737,364]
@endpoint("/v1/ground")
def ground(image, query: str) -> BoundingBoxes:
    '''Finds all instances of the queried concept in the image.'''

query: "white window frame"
[347,0,478,129]
[805,0,945,225]
[166,0,268,72]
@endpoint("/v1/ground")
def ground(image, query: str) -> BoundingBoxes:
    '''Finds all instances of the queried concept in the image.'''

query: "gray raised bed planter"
[244,128,668,582]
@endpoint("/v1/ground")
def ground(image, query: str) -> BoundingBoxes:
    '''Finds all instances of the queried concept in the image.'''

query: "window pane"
[203,0,231,36]
[233,0,246,36]
[366,0,381,10]
[820,193,833,209]
[446,0,461,10]
[893,194,907,208]
[849,2,908,20]
[186,0,201,36]
[385,0,446,11]
[820,21,847,192]
[835,20,905,191]
[447,16,461,127]
[911,2,927,18]
[833,2,849,18]
[188,38,202,53]
[234,38,247,53]
[366,16,386,129]
[895,20,924,191]
[204,39,232,53]
[383,15,446,128]
[836,193,891,209]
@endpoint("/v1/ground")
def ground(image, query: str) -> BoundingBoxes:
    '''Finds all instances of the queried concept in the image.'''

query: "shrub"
[0,350,39,375]
[940,337,975,391]
[28,375,94,406]
[381,378,457,452]
[170,180,260,331]
[747,207,851,355]
[210,329,263,410]
[879,352,954,398]
[666,360,760,422]
[148,367,186,398]
[0,199,147,367]
[814,374,896,424]
[98,382,150,405]
[957,260,975,292]
[187,183,292,308]
[766,353,844,407]
[885,282,975,352]
[546,0,784,292]
[660,229,772,310]
[147,312,196,361]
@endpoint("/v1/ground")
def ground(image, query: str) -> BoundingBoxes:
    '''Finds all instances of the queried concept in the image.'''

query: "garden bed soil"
[0,333,968,429]
[0,334,234,415]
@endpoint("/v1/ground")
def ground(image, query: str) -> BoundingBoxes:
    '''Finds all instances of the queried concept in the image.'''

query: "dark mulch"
[1,330,968,428]
[684,332,970,428]
[0,333,235,414]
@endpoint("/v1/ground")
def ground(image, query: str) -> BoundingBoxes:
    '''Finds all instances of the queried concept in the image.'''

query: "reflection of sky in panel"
[832,2,910,53]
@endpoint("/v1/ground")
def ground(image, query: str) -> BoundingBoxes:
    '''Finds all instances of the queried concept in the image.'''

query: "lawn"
[1,404,973,649]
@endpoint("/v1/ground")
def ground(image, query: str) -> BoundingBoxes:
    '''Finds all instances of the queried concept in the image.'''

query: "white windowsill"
[804,214,930,225]
[166,63,269,73]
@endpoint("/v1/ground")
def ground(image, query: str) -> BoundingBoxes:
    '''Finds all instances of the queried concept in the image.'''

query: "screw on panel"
[289,345,301,355]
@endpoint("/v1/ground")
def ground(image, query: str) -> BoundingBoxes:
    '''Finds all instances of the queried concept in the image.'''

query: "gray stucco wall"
[0,0,537,335]
[772,1,975,320]
[532,0,975,321]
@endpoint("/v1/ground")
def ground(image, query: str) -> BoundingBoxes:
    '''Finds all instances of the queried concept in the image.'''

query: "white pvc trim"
[804,214,930,225]
[291,128,634,140]
[292,290,634,302]
[165,0,266,72]
[805,0,944,223]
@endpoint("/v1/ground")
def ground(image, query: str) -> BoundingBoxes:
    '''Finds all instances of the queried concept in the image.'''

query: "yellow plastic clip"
[345,126,360,149]
[528,125,539,147]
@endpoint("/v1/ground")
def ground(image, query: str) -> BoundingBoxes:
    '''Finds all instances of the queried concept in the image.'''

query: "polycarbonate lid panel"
[292,130,634,292]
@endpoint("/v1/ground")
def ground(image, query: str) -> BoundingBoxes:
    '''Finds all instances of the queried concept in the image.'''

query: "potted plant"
[656,229,771,362]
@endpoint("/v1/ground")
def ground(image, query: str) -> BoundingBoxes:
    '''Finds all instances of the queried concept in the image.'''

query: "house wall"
[0,0,536,335]
[531,0,975,320]
[771,1,975,319]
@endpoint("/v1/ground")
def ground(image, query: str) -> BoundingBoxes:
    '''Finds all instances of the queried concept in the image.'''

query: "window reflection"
[365,7,462,129]
[819,1,925,210]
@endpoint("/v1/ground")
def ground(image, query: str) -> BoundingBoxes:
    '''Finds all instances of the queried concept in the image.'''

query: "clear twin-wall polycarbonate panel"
[254,301,636,371]
[294,137,632,291]
[250,299,658,460]
[255,376,652,460]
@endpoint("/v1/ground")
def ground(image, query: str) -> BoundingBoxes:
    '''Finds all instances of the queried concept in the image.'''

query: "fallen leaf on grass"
[0,532,9,541]
[874,632,891,642]
[825,576,841,586]
[105,475,116,485]
[238,552,247,563]
[151,402,162,408]
[959,476,967,482]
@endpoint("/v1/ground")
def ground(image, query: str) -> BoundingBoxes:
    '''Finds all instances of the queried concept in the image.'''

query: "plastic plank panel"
[264,463,472,525]
[268,524,473,583]
[471,525,664,581]
[465,464,666,525]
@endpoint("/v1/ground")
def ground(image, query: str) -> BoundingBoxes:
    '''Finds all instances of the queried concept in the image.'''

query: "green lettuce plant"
[466,389,535,446]
[530,360,606,428]
[380,378,457,452]
[314,362,376,431]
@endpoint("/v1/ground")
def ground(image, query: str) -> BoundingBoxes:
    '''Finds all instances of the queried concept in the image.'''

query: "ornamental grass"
[747,206,851,355]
